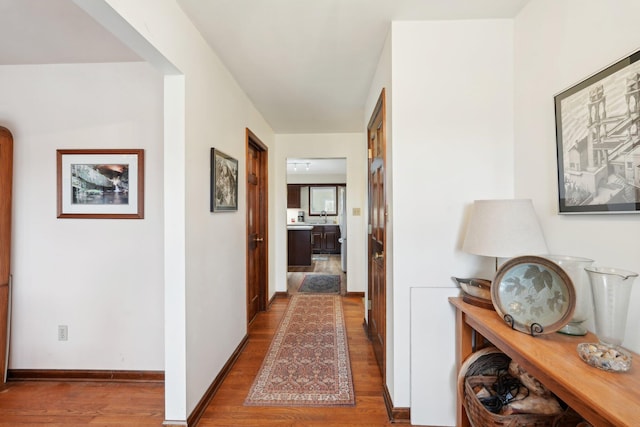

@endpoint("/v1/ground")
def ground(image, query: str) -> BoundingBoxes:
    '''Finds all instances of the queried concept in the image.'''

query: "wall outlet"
[58,325,68,341]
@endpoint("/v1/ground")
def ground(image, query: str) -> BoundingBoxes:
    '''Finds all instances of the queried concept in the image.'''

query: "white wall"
[410,287,460,425]
[381,20,515,425]
[1,62,164,370]
[364,28,397,400]
[274,133,367,294]
[88,0,275,422]
[287,174,346,184]
[514,0,640,353]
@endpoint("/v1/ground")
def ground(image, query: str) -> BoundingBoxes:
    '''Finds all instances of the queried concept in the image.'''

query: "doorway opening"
[285,157,347,294]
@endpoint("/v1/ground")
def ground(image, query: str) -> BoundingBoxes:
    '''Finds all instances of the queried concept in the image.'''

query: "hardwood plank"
[0,269,411,426]
[196,295,396,426]
[0,382,164,426]
[287,254,347,294]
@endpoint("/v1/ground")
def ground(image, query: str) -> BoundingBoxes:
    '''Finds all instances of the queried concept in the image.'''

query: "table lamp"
[457,199,548,308]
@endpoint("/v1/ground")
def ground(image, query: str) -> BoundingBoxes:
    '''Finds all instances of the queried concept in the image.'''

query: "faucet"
[321,210,327,224]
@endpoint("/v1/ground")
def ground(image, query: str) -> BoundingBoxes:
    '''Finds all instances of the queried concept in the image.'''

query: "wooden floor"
[287,254,347,294]
[0,258,404,426]
[199,295,394,426]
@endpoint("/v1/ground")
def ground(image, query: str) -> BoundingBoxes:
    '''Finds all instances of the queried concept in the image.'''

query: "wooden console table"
[450,297,640,427]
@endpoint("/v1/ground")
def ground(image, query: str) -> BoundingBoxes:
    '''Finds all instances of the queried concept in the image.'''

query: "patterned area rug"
[298,274,341,294]
[244,294,355,406]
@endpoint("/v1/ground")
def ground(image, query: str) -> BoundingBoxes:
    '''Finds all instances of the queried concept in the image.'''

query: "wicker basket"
[464,375,587,427]
[459,348,586,427]
[464,375,559,427]
[457,347,511,402]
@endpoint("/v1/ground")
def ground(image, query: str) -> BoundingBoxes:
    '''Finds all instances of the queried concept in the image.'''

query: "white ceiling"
[0,0,530,133]
[0,0,140,65]
[287,158,347,176]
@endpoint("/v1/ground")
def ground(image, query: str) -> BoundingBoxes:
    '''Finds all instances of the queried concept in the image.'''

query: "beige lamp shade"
[462,199,548,258]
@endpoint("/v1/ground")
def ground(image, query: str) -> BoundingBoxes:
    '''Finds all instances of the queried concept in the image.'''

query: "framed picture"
[554,49,640,214]
[210,148,238,212]
[57,149,144,219]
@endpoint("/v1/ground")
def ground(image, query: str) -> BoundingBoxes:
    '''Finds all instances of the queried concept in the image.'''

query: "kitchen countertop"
[287,224,313,230]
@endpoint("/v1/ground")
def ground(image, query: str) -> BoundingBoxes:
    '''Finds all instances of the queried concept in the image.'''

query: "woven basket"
[464,375,559,427]
[457,347,511,402]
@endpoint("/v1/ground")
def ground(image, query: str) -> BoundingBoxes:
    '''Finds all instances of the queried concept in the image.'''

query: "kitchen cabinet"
[288,229,312,266]
[287,185,301,208]
[311,225,341,254]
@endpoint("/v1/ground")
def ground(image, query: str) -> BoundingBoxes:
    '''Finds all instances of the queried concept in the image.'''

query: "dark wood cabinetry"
[288,229,311,266]
[287,185,301,208]
[311,225,341,254]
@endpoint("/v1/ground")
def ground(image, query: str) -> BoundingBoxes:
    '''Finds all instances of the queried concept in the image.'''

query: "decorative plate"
[491,256,575,336]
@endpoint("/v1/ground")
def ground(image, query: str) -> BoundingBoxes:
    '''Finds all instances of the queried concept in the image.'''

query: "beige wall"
[514,0,640,352]
[3,62,164,370]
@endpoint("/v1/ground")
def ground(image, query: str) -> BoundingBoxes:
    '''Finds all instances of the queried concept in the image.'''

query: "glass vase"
[545,255,594,336]
[585,266,638,347]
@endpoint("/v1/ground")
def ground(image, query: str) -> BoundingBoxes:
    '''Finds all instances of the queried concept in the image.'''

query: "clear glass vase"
[545,255,594,336]
[585,266,638,347]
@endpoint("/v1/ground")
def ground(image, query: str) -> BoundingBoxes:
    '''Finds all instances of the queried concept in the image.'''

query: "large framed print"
[210,148,238,212]
[555,49,640,214]
[57,149,144,219]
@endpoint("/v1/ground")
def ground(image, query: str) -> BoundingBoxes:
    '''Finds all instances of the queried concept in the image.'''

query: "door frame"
[0,126,13,384]
[245,128,268,324]
[367,89,387,378]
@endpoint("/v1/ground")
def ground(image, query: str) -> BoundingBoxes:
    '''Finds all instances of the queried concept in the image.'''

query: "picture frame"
[210,148,238,212]
[57,149,144,219]
[554,49,640,214]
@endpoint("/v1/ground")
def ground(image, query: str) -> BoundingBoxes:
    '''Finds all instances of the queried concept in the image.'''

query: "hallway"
[0,294,404,426]
[198,295,393,426]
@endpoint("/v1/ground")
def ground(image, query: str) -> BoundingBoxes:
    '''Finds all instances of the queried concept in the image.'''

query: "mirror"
[309,186,337,215]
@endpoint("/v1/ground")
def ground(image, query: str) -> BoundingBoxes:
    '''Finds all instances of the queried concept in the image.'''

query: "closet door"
[0,126,13,383]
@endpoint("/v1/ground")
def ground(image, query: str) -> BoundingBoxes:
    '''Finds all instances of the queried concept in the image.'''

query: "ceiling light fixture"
[288,162,311,171]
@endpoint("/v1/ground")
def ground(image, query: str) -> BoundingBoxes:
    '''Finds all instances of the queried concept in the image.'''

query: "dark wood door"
[0,127,13,383]
[246,129,268,325]
[367,90,386,377]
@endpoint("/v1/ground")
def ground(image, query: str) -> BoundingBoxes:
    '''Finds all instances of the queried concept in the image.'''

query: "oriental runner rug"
[244,294,355,406]
[298,274,341,294]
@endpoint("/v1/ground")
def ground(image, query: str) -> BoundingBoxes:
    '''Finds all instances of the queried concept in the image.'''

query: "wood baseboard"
[345,291,365,298]
[269,292,288,306]
[383,384,411,423]
[7,369,164,382]
[186,334,249,427]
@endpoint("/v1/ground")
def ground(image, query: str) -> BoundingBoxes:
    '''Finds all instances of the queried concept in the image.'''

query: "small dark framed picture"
[57,149,144,219]
[211,148,238,212]
[554,48,640,214]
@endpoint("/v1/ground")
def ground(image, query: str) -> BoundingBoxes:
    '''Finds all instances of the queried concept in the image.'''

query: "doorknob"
[373,251,384,259]
[254,237,264,242]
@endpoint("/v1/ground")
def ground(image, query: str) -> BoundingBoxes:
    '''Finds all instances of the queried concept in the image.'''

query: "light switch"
[352,208,361,216]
